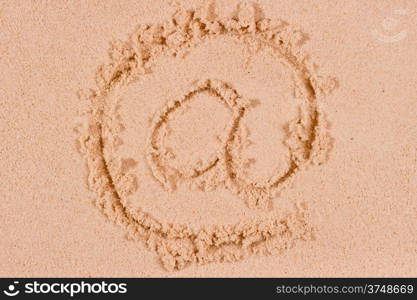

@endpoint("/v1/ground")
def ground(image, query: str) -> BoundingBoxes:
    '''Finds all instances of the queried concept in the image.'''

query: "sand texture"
[1,0,416,276]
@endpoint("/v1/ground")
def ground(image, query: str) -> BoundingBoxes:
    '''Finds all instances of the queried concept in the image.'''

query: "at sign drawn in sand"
[76,2,336,271]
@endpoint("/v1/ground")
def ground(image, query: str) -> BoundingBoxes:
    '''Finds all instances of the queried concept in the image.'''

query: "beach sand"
[1,0,416,276]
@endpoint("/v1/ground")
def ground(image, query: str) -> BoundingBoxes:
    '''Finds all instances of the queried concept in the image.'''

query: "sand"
[0,0,416,276]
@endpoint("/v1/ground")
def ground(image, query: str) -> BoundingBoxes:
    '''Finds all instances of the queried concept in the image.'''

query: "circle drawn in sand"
[76,2,336,271]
